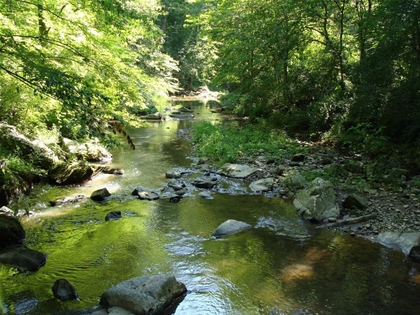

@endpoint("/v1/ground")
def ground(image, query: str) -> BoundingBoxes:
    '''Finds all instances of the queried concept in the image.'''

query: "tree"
[0,0,177,140]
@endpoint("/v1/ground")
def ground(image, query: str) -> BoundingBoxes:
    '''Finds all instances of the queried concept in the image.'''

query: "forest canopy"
[0,0,178,142]
[1,0,420,164]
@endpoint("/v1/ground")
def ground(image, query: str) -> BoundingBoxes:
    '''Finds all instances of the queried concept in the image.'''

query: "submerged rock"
[100,275,187,315]
[52,279,79,301]
[0,245,46,272]
[0,215,25,249]
[105,211,122,221]
[211,219,252,238]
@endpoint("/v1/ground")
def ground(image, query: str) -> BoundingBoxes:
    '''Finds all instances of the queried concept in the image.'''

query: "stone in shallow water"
[105,211,122,221]
[100,275,187,315]
[52,279,79,301]
[211,219,252,238]
[138,191,160,201]
[0,245,46,272]
[217,163,257,178]
[91,188,111,201]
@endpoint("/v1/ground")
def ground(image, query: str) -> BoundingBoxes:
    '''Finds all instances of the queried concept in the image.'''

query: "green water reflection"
[1,101,420,315]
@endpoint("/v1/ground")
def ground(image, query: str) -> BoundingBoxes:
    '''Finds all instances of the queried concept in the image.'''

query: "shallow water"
[1,101,420,315]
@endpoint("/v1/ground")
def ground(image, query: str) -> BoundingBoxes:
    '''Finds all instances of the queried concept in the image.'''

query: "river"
[1,100,420,315]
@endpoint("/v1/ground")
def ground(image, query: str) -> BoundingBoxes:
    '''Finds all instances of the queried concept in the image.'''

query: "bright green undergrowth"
[191,121,305,165]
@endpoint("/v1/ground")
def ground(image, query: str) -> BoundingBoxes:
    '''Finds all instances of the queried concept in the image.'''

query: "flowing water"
[1,100,420,315]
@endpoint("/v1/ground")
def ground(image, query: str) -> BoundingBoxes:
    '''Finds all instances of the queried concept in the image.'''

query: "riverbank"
[177,124,420,241]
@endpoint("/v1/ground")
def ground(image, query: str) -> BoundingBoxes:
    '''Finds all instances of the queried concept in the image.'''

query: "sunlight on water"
[1,101,420,315]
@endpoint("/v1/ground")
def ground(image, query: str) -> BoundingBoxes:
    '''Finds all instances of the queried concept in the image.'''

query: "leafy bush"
[191,121,304,165]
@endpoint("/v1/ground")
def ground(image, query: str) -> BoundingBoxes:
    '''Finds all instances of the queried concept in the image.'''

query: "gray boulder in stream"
[217,163,257,178]
[293,177,339,222]
[211,219,252,238]
[100,275,187,315]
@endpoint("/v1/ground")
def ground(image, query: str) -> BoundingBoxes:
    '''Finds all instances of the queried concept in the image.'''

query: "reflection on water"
[1,100,420,315]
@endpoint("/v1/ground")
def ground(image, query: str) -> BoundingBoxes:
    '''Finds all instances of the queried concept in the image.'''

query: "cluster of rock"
[175,129,420,260]
[0,209,188,314]
[0,122,120,207]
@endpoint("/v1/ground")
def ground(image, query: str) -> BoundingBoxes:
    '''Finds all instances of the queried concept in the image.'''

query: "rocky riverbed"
[177,127,420,241]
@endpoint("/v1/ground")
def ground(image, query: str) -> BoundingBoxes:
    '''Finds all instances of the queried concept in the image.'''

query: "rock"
[102,166,125,175]
[0,167,33,207]
[293,177,339,222]
[0,123,60,169]
[49,194,86,207]
[198,192,213,200]
[100,275,187,315]
[91,188,111,201]
[249,178,274,192]
[138,191,160,201]
[286,172,308,191]
[211,219,252,238]
[291,154,305,162]
[62,138,112,162]
[217,163,257,178]
[409,245,420,262]
[378,232,420,255]
[343,194,368,210]
[0,215,25,249]
[52,279,79,301]
[48,160,95,185]
[105,211,122,221]
[0,245,46,271]
[193,179,216,189]
[169,195,183,203]
[166,170,182,179]
[0,206,14,216]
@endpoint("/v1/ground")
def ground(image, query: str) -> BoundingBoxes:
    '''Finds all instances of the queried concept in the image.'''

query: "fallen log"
[315,213,377,230]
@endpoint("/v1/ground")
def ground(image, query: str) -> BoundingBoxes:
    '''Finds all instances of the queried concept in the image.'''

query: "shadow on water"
[1,100,420,315]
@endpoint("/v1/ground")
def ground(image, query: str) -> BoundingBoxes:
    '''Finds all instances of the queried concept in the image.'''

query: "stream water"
[1,100,420,315]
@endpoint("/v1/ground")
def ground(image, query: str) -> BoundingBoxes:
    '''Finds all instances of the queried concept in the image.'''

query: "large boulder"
[62,138,112,162]
[48,160,95,185]
[0,245,46,272]
[0,167,33,206]
[0,123,59,169]
[100,275,187,315]
[0,215,25,249]
[293,177,339,222]
[211,219,252,238]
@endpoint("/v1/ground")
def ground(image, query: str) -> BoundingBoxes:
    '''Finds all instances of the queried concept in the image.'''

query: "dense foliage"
[188,0,419,160]
[1,0,419,172]
[0,0,178,141]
